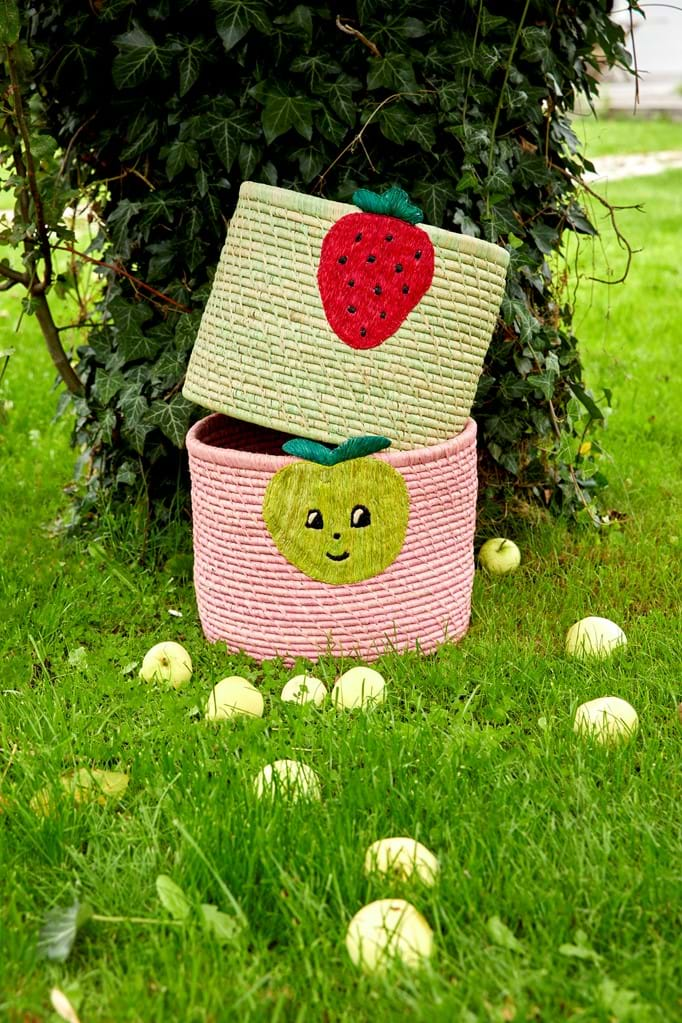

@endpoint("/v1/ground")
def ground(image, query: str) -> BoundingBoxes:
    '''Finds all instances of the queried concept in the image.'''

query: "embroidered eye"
[350,504,371,528]
[306,509,324,530]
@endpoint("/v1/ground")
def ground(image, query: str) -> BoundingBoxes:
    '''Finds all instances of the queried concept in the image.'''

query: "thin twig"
[6,45,53,292]
[315,90,436,193]
[486,0,532,215]
[335,16,381,58]
[54,244,192,313]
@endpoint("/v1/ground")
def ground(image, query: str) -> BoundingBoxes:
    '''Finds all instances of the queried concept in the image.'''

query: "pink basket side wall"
[187,415,478,663]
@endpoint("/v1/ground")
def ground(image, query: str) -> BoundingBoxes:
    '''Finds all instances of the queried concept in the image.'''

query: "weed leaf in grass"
[38,900,93,961]
[558,929,602,963]
[200,903,242,943]
[50,987,82,1023]
[486,915,524,953]
[156,875,191,921]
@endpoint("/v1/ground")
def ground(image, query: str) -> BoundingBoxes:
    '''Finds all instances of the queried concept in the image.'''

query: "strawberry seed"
[348,279,355,287]
[415,250,422,259]
[367,255,376,263]
[385,234,393,241]
[380,311,387,319]
[338,255,347,264]
[374,285,382,295]
[347,305,356,313]
[355,233,363,242]
[395,263,403,272]
[360,327,367,337]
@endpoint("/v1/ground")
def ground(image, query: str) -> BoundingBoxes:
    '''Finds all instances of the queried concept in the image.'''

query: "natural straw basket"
[183,182,509,450]
[186,414,478,663]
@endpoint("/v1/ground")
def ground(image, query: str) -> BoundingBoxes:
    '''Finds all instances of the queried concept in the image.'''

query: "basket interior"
[193,414,295,456]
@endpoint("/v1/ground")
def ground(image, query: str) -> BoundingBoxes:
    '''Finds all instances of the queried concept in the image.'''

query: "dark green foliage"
[11,1,638,520]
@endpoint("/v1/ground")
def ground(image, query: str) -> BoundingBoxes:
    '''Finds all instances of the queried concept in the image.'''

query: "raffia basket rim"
[239,181,510,269]
[186,413,477,472]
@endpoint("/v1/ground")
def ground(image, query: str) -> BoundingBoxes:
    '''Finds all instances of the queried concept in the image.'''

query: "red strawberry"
[317,187,435,350]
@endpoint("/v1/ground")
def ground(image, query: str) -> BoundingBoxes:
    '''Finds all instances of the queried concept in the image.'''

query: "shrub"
[0,0,639,525]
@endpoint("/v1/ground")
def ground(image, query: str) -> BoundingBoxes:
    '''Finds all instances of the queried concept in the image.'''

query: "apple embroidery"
[262,435,409,585]
[317,187,435,350]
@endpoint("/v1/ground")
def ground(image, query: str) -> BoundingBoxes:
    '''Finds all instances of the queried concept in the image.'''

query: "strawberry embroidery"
[317,187,435,351]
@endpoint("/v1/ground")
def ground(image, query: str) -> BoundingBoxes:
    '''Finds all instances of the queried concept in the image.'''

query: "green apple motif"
[263,436,409,585]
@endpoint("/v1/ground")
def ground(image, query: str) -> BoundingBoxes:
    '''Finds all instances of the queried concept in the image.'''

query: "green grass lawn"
[1,126,681,1021]
[573,112,682,159]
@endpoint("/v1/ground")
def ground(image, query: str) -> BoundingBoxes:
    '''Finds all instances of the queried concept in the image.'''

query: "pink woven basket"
[186,414,478,663]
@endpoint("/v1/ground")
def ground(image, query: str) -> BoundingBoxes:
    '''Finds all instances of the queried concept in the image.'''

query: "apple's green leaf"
[282,437,335,465]
[200,903,242,943]
[282,435,391,465]
[486,915,524,953]
[331,435,391,463]
[37,900,93,962]
[156,875,191,921]
[0,0,21,45]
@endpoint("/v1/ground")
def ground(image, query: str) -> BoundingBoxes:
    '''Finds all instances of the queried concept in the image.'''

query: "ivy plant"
[0,0,641,525]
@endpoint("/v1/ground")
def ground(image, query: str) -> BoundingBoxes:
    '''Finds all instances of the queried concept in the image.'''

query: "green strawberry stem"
[352,186,424,225]
[282,435,391,466]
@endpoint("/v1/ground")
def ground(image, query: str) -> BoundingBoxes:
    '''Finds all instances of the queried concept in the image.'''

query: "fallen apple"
[574,696,639,744]
[205,676,264,720]
[281,674,327,706]
[253,759,321,801]
[345,898,433,974]
[139,641,192,688]
[478,537,521,574]
[332,666,386,710]
[364,837,439,886]
[565,616,627,659]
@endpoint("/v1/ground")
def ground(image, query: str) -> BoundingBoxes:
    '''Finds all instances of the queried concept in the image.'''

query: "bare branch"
[6,44,53,292]
[335,16,381,58]
[316,90,436,193]
[32,293,84,395]
[53,244,192,314]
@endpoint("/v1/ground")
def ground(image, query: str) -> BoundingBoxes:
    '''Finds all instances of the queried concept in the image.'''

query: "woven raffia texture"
[187,414,478,663]
[183,182,509,451]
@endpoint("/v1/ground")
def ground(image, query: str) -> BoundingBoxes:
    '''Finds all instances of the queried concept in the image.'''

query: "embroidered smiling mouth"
[326,551,350,562]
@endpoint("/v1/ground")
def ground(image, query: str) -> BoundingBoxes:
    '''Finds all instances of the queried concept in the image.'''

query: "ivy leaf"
[156,875,191,922]
[569,383,605,422]
[486,915,524,953]
[37,901,93,962]
[0,0,21,45]
[412,180,450,226]
[274,5,313,48]
[291,53,342,90]
[406,116,437,152]
[92,369,126,406]
[213,0,272,51]
[147,395,194,447]
[239,141,261,178]
[326,75,361,126]
[200,903,242,943]
[204,111,259,171]
[112,24,172,89]
[179,40,203,96]
[367,53,419,94]
[260,89,317,143]
[400,17,427,39]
